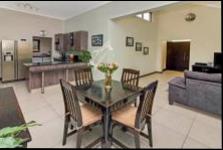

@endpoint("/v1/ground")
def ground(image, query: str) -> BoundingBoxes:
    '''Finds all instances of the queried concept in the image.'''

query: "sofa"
[168,71,222,115]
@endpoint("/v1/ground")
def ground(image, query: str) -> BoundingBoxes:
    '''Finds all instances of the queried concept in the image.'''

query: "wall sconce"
[185,13,196,22]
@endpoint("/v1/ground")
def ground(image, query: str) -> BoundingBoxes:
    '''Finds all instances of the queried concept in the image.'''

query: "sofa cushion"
[184,71,221,83]
[168,77,186,89]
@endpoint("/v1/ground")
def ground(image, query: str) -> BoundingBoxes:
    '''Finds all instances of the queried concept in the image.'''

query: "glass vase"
[104,71,112,91]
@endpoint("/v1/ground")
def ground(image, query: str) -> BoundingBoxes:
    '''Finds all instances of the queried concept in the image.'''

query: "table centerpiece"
[97,62,118,91]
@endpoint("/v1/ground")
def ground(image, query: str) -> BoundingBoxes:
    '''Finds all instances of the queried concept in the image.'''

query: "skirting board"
[140,69,166,78]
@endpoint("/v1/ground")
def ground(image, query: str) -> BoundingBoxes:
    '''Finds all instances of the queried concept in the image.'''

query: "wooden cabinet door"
[73,31,88,51]
[63,33,70,51]
[55,34,64,51]
[55,31,88,52]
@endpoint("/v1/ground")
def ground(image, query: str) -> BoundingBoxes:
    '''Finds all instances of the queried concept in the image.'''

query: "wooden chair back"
[135,80,158,129]
[60,79,83,127]
[74,67,93,88]
[121,68,140,91]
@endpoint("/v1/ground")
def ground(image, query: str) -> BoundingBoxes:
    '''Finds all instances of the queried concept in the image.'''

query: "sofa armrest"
[168,77,186,89]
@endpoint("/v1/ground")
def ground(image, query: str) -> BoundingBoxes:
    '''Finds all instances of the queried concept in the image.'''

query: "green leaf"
[0,137,23,148]
[79,51,92,63]
[0,121,41,148]
[0,121,41,138]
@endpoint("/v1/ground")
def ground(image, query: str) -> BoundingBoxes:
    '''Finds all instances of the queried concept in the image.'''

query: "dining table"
[76,80,143,148]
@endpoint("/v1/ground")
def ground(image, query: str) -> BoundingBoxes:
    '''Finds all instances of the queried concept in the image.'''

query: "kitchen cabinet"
[55,31,88,52]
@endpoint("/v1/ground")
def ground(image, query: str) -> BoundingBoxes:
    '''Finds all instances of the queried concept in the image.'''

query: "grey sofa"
[168,71,222,115]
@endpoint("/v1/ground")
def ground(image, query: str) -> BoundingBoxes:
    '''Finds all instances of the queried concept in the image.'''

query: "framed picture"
[91,34,103,46]
[126,37,134,47]
[143,47,149,55]
[33,39,40,52]
[135,42,142,51]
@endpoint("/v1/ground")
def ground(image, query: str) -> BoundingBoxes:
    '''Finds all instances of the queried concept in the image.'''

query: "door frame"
[166,40,191,71]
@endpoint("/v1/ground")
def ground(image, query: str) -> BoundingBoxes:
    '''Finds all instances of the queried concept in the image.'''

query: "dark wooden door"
[166,41,190,71]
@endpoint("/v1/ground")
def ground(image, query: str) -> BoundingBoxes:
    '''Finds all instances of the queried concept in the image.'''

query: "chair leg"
[76,129,83,148]
[109,116,113,138]
[134,99,137,107]
[134,132,140,148]
[147,120,153,147]
[62,116,69,145]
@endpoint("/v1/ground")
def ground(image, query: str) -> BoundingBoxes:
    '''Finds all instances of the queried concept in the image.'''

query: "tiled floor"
[0,71,221,148]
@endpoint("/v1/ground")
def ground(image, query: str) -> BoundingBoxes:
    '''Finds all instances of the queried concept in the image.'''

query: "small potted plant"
[78,50,92,63]
[0,121,41,148]
[97,62,118,91]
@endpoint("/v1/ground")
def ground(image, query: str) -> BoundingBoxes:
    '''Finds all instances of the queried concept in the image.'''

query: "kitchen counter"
[24,60,84,67]
[24,61,88,93]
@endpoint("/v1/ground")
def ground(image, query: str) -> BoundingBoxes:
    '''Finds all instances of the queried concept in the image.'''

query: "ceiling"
[0,1,111,20]
[185,1,221,8]
[0,1,220,20]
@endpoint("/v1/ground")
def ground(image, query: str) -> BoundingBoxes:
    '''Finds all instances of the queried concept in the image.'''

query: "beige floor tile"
[49,102,65,118]
[24,105,60,124]
[195,112,221,128]
[28,117,64,148]
[188,117,222,148]
[152,122,186,148]
[18,94,49,115]
[164,103,197,119]
[1,70,221,148]
[111,121,186,148]
[44,93,64,106]
[183,137,210,148]
[53,125,103,148]
[152,108,194,135]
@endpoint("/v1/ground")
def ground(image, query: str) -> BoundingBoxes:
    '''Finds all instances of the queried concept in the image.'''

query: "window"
[136,14,143,19]
[143,12,151,21]
[136,12,152,22]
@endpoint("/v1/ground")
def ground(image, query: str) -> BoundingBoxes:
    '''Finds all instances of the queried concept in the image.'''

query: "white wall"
[156,4,221,71]
[65,2,221,76]
[64,1,176,79]
[0,2,220,78]
[109,16,158,79]
[0,8,64,58]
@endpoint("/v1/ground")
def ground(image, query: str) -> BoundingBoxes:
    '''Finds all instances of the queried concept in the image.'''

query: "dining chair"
[74,66,101,110]
[60,79,102,148]
[121,68,140,107]
[74,66,93,88]
[111,80,158,148]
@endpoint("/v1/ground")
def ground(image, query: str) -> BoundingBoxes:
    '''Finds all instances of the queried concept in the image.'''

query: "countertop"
[23,61,86,67]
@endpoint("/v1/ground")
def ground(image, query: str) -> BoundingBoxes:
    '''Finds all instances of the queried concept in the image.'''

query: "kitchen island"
[24,61,88,93]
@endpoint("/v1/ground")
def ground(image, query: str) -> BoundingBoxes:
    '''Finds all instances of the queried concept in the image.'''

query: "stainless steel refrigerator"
[0,40,32,82]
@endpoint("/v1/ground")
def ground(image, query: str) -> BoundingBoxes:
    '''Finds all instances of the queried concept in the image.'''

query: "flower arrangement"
[97,63,118,91]
[97,63,118,74]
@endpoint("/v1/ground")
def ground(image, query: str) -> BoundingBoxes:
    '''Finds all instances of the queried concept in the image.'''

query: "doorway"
[166,41,190,71]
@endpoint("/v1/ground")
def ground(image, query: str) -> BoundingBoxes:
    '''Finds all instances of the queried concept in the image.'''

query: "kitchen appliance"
[1,40,32,82]
[1,40,15,82]
[17,40,32,80]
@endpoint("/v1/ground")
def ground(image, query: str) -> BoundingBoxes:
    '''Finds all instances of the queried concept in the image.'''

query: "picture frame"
[135,42,142,51]
[126,37,134,47]
[143,47,149,55]
[91,34,103,46]
[33,39,40,52]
